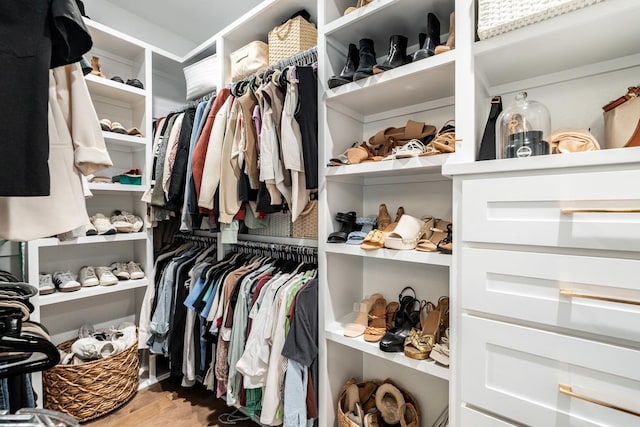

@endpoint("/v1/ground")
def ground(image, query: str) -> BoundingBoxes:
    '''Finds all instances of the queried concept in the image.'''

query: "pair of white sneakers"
[78,262,144,287]
[39,271,81,294]
[86,210,143,236]
[63,322,137,364]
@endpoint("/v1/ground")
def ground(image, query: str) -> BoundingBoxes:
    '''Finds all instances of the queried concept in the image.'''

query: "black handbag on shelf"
[478,96,503,161]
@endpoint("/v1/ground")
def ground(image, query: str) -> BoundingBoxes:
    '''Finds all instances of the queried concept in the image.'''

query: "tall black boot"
[328,43,359,89]
[373,35,411,74]
[414,13,441,61]
[353,38,377,81]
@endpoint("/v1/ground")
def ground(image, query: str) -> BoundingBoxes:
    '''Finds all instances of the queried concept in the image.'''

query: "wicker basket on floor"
[43,337,139,422]
[337,378,420,427]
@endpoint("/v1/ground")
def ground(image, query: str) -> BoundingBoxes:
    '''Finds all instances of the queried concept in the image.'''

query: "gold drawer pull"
[561,208,640,214]
[560,289,640,306]
[559,384,640,417]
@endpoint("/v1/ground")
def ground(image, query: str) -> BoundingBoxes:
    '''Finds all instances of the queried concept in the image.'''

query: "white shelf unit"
[28,18,156,406]
[444,0,640,425]
[319,0,457,424]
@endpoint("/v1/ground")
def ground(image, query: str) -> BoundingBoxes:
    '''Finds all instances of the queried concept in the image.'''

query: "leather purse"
[230,41,268,82]
[548,128,600,153]
[602,85,640,149]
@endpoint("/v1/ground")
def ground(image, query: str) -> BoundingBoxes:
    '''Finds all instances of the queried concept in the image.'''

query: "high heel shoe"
[90,56,106,78]
[437,223,453,254]
[435,12,455,54]
[373,35,411,74]
[413,13,441,61]
[353,38,377,81]
[328,43,359,89]
[404,301,440,360]
[344,0,373,15]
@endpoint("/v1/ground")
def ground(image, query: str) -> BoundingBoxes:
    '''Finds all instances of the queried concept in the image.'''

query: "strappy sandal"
[327,211,357,243]
[437,223,453,254]
[431,120,459,153]
[416,219,450,252]
[377,203,391,231]
[404,301,440,360]
[380,288,421,353]
[364,297,388,342]
[347,215,377,245]
[360,229,385,250]
[344,293,383,337]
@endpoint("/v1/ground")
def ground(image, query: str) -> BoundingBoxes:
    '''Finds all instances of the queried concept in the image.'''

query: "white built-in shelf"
[443,147,640,176]
[102,132,148,152]
[84,18,146,60]
[324,0,453,55]
[39,278,148,306]
[88,183,146,193]
[474,0,640,91]
[34,232,147,248]
[325,321,450,381]
[326,50,455,118]
[325,244,451,267]
[325,154,450,184]
[85,74,147,104]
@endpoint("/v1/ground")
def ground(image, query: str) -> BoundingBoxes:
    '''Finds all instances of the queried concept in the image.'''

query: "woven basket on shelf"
[247,211,293,237]
[477,0,603,40]
[337,378,420,427]
[268,15,317,65]
[43,337,139,422]
[292,199,318,239]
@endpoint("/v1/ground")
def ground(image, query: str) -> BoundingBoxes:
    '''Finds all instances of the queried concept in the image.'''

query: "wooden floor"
[85,377,256,427]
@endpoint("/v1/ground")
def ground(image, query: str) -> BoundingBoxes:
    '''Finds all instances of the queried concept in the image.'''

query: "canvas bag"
[230,41,268,82]
[603,85,640,149]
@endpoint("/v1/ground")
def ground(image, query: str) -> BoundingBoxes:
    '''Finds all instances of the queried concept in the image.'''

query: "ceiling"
[105,0,264,49]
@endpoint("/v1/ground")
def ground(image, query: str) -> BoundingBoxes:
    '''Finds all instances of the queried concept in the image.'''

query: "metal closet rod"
[174,232,217,247]
[232,240,317,258]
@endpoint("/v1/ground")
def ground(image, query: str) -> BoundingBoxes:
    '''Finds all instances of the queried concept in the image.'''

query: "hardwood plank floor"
[85,377,256,427]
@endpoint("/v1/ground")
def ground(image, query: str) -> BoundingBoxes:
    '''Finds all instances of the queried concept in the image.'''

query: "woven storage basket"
[477,0,603,40]
[248,211,293,237]
[43,337,139,422]
[337,378,420,427]
[268,15,317,65]
[292,199,318,239]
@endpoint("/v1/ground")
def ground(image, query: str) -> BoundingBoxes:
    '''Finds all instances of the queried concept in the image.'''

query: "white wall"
[83,0,197,55]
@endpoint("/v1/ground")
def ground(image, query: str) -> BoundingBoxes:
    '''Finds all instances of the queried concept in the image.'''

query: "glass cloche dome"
[496,92,551,159]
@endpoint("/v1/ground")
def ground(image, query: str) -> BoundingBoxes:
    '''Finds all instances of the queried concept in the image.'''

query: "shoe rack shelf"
[325,320,450,381]
[39,278,148,307]
[84,73,147,105]
[325,50,455,118]
[32,232,148,248]
[325,154,450,184]
[102,132,148,152]
[87,183,147,193]
[473,0,640,92]
[325,244,452,267]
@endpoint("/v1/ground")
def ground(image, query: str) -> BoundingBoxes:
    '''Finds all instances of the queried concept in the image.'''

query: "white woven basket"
[477,0,604,40]
[183,54,217,100]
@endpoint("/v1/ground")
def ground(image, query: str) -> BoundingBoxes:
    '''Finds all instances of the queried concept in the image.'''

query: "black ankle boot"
[373,35,411,74]
[353,38,377,81]
[414,13,440,61]
[328,43,359,89]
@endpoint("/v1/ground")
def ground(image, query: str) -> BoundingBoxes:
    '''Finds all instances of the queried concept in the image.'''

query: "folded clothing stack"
[59,322,137,365]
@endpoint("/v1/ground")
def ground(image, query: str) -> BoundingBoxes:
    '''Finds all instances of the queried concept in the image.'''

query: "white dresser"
[446,151,640,426]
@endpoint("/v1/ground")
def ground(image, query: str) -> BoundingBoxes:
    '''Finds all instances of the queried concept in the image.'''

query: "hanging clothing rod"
[172,89,217,114]
[267,45,318,72]
[173,232,217,247]
[232,239,317,260]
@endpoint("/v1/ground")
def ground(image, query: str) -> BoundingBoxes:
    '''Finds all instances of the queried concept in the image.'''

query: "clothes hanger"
[0,334,60,378]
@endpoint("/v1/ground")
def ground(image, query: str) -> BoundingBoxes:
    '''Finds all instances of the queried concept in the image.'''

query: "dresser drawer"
[461,315,640,427]
[460,406,518,426]
[461,169,640,251]
[461,247,640,342]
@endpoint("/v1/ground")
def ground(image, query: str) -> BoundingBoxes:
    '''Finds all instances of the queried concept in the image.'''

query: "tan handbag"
[602,85,640,149]
[230,41,268,82]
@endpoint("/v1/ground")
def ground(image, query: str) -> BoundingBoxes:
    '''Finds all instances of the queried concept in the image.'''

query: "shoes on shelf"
[404,300,440,360]
[377,204,391,231]
[344,0,373,15]
[94,266,119,286]
[126,78,144,89]
[380,287,421,352]
[110,76,124,84]
[346,215,377,245]
[373,35,412,74]
[435,12,455,55]
[110,262,130,280]
[52,271,81,293]
[363,296,387,342]
[109,210,143,233]
[78,266,99,287]
[38,274,56,295]
[90,213,117,235]
[384,214,431,250]
[127,261,145,280]
[400,402,420,427]
[90,55,106,78]
[344,294,381,337]
[385,301,399,331]
[428,120,458,154]
[328,43,360,89]
[430,328,450,366]
[416,219,451,252]
[413,13,441,61]
[353,38,377,81]
[437,223,453,254]
[327,211,357,243]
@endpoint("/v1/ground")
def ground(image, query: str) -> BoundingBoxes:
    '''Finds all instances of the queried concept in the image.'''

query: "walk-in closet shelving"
[443,0,640,425]
[319,0,459,425]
